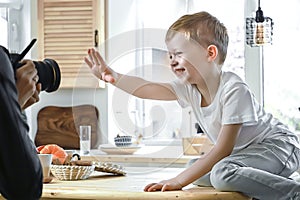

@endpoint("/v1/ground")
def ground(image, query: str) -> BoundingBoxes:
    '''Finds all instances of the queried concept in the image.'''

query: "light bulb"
[255,23,265,44]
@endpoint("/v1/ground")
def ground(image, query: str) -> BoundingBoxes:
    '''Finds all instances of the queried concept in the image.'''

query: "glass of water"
[79,125,91,155]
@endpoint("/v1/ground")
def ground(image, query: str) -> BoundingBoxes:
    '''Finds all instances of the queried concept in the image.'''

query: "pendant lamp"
[246,0,273,47]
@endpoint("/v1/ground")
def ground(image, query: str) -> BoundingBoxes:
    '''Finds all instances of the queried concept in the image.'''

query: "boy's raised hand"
[84,48,116,84]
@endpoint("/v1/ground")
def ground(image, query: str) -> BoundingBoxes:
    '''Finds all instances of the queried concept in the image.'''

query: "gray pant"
[188,138,300,200]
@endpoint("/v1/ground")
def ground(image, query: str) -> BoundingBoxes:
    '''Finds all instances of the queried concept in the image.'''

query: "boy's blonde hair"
[166,11,228,65]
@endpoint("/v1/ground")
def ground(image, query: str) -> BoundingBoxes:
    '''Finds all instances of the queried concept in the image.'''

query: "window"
[0,0,23,52]
[107,0,245,144]
[0,7,8,48]
[263,0,300,134]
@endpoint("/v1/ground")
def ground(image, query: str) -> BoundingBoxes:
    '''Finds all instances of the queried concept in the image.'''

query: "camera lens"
[33,59,61,92]
[8,38,61,93]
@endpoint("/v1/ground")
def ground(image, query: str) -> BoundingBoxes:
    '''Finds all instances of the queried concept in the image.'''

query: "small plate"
[99,144,141,155]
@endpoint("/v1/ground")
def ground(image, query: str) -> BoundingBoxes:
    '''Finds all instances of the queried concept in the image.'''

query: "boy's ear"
[207,45,218,62]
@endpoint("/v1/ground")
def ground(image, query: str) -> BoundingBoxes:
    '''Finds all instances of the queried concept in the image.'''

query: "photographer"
[0,46,43,199]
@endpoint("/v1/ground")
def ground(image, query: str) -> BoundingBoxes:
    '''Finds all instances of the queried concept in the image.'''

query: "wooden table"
[41,167,251,200]
[81,147,195,167]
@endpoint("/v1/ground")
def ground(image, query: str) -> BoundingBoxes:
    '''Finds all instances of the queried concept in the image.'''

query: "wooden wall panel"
[37,0,105,88]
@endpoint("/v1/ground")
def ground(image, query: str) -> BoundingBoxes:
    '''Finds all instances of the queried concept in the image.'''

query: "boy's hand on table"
[144,178,183,192]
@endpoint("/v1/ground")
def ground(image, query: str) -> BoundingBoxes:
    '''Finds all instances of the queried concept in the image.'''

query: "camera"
[10,39,61,93]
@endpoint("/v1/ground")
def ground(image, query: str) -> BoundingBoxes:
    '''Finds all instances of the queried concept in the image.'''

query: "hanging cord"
[256,0,264,23]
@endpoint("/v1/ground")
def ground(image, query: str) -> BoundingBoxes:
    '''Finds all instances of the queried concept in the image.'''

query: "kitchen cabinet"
[37,0,105,88]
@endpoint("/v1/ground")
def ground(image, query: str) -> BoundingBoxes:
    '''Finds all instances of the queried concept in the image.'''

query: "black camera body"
[10,39,61,93]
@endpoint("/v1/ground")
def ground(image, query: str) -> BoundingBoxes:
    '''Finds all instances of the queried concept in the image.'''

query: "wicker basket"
[50,165,95,181]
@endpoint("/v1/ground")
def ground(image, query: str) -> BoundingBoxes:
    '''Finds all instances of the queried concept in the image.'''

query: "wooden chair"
[35,104,100,149]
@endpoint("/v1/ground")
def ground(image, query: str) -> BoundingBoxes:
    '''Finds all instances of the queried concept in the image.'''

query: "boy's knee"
[210,160,239,191]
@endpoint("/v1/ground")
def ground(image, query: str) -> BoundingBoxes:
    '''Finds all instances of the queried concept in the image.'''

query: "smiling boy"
[85,11,300,200]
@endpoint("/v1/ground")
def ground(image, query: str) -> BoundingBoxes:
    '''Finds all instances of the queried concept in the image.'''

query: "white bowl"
[114,135,132,147]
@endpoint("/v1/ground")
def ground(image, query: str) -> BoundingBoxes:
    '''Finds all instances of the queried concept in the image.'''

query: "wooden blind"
[37,0,105,88]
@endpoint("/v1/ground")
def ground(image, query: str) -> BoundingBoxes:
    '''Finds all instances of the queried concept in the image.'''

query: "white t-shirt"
[170,71,299,152]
